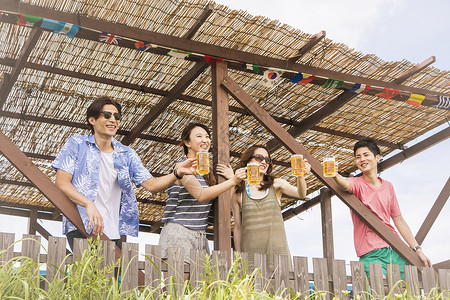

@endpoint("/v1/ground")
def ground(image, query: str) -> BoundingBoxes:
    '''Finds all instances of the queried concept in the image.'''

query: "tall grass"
[0,237,448,299]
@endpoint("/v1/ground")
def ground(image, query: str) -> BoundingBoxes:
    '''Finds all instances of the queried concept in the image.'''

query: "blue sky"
[1,0,448,267]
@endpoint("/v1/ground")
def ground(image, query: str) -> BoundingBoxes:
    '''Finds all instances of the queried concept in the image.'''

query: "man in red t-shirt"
[332,138,431,278]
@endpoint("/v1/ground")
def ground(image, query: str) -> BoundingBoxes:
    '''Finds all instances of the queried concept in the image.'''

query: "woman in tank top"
[159,123,246,263]
[231,145,311,271]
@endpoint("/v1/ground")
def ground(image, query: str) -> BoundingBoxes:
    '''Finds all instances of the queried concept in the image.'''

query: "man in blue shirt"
[52,96,194,249]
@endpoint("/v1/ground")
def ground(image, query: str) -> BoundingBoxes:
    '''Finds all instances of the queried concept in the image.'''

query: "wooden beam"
[2,1,447,102]
[211,60,232,259]
[282,194,321,220]
[267,55,433,153]
[0,23,42,109]
[415,177,450,245]
[183,4,214,39]
[320,188,334,272]
[379,127,450,172]
[121,61,209,145]
[434,260,450,270]
[0,60,404,150]
[288,30,326,62]
[220,76,426,268]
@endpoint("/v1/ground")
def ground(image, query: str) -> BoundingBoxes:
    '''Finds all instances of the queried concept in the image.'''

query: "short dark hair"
[353,138,380,157]
[86,96,122,133]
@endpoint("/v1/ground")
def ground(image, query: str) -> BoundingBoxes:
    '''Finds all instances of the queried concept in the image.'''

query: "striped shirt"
[161,174,211,230]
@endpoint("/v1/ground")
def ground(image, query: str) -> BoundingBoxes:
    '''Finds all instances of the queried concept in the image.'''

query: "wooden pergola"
[1,0,449,275]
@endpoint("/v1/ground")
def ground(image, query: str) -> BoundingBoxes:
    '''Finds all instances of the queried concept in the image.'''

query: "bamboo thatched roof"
[0,0,449,231]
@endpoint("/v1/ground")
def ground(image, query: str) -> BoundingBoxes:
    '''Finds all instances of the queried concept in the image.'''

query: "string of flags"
[10,12,449,111]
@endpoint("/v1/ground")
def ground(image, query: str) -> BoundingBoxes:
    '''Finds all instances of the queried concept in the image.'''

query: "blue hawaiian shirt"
[52,135,152,236]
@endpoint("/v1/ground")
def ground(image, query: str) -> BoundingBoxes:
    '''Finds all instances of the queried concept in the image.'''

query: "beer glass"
[291,154,305,176]
[247,162,260,185]
[323,155,336,177]
[196,150,210,175]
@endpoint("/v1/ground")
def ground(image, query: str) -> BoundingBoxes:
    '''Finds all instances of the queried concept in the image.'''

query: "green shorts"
[359,247,407,280]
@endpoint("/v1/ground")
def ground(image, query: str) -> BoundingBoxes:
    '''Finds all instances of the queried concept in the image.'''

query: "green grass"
[0,238,448,299]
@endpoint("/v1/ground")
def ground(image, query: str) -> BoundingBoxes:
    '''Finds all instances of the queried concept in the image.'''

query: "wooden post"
[320,188,334,272]
[211,60,232,261]
[28,208,38,235]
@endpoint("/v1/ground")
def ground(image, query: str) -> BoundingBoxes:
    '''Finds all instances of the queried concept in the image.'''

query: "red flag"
[204,55,223,68]
[375,88,399,100]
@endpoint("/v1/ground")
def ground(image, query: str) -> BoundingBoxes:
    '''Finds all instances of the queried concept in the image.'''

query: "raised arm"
[181,166,246,203]
[55,169,104,235]
[333,173,351,192]
[231,191,242,252]
[393,215,432,267]
[274,160,311,199]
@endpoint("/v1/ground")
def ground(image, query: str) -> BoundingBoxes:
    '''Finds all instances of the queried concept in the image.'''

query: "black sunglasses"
[251,154,272,164]
[100,111,122,121]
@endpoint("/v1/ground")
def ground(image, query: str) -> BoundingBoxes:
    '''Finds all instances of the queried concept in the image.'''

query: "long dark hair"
[180,123,216,186]
[86,96,122,134]
[235,144,275,193]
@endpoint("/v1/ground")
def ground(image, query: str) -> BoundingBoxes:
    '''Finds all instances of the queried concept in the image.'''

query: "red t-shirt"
[347,176,402,257]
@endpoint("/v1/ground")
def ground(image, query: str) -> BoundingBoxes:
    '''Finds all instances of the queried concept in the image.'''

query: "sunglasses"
[100,111,122,121]
[251,154,272,164]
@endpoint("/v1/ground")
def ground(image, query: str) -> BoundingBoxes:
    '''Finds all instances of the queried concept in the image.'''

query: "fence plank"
[190,249,207,288]
[72,238,89,263]
[145,244,163,292]
[212,250,228,281]
[273,254,291,298]
[0,232,15,265]
[422,267,437,296]
[46,236,67,289]
[237,251,249,276]
[368,262,385,298]
[350,261,366,298]
[293,256,309,299]
[121,242,139,292]
[332,259,348,299]
[438,269,450,297]
[404,265,420,296]
[254,253,268,292]
[100,240,116,279]
[313,257,329,300]
[167,247,184,297]
[386,263,402,295]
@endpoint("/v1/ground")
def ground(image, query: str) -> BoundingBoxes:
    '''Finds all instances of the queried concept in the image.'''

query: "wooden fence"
[1,232,449,299]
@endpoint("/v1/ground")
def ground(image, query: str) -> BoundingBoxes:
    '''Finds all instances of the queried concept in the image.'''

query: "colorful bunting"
[40,19,79,38]
[260,70,282,88]
[290,73,315,85]
[204,55,224,68]
[405,93,425,107]
[246,64,260,73]
[168,49,192,59]
[349,83,371,94]
[435,96,450,110]
[134,41,156,51]
[375,88,399,100]
[99,32,121,45]
[17,14,42,26]
[321,78,343,89]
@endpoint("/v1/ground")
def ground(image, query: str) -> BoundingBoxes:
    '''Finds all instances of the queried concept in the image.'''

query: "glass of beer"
[247,162,260,185]
[291,154,305,176]
[323,155,336,177]
[196,150,209,175]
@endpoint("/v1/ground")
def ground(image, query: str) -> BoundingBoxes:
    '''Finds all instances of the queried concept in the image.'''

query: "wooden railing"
[1,232,449,299]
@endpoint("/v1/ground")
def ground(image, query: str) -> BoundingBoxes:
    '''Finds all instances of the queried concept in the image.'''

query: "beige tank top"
[241,185,292,272]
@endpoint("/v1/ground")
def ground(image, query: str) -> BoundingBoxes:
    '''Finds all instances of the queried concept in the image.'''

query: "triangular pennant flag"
[53,22,79,38]
[134,41,156,51]
[168,49,192,59]
[246,64,260,73]
[375,88,399,100]
[290,73,303,84]
[349,83,371,94]
[99,32,121,45]
[405,93,425,107]
[322,78,343,89]
[434,96,450,110]
[290,73,315,85]
[204,55,224,68]
[260,70,281,88]
[17,14,42,26]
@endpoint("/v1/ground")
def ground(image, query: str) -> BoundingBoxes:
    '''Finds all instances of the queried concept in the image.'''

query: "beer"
[323,155,336,177]
[196,150,210,175]
[247,162,260,185]
[291,154,305,176]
